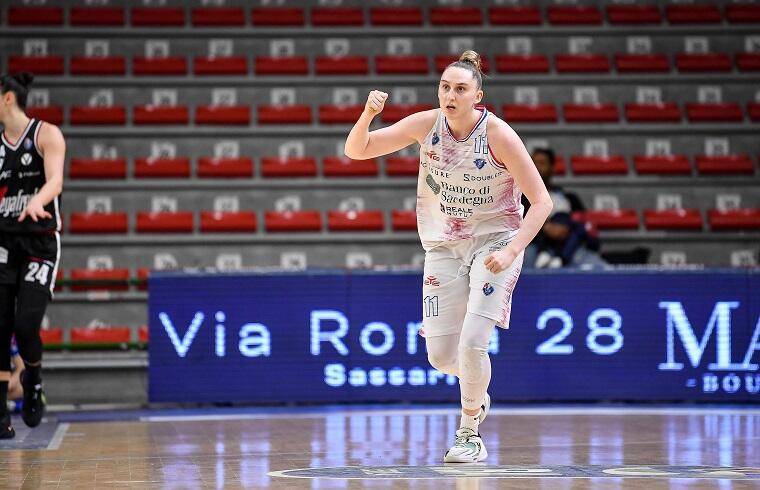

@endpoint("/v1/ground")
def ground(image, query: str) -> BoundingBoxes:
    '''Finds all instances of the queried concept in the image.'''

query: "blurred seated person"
[522,148,607,269]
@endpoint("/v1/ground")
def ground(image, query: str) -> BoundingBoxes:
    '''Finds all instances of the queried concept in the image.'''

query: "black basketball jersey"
[0,118,61,233]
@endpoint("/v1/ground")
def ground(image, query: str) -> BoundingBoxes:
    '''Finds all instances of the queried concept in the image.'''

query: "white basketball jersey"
[416,107,523,245]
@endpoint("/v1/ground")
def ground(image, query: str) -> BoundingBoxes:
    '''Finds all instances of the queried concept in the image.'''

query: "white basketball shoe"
[443,427,488,463]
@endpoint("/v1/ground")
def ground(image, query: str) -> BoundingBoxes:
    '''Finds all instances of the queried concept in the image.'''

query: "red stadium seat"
[70,327,131,346]
[70,56,126,75]
[748,102,760,121]
[311,7,363,26]
[696,155,755,175]
[381,104,434,123]
[386,156,419,176]
[195,105,250,125]
[644,209,703,230]
[430,7,483,25]
[570,155,628,175]
[200,211,257,233]
[503,104,558,123]
[686,103,743,122]
[666,4,721,24]
[138,325,149,343]
[634,155,692,175]
[27,106,64,125]
[257,105,311,124]
[133,57,187,75]
[136,268,149,291]
[726,3,760,23]
[136,212,194,233]
[315,56,368,75]
[41,328,64,346]
[8,6,62,25]
[676,53,732,72]
[194,56,248,75]
[624,103,681,122]
[8,56,64,75]
[489,6,542,25]
[328,210,384,232]
[70,7,124,26]
[553,156,567,175]
[375,55,429,74]
[709,209,760,230]
[133,105,189,125]
[435,55,490,73]
[197,157,253,178]
[191,7,245,26]
[391,209,417,231]
[614,53,670,73]
[370,7,422,25]
[131,7,184,26]
[323,157,378,177]
[255,56,309,75]
[69,212,128,234]
[70,269,130,292]
[606,4,661,24]
[69,158,127,179]
[555,54,610,73]
[70,106,127,125]
[548,5,601,24]
[265,210,322,232]
[495,54,550,73]
[576,210,640,230]
[261,157,317,177]
[134,158,191,178]
[251,8,304,25]
[563,104,619,123]
[736,53,760,71]
[318,105,364,124]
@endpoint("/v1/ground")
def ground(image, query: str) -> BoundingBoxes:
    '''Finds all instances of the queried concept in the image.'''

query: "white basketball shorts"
[421,231,524,338]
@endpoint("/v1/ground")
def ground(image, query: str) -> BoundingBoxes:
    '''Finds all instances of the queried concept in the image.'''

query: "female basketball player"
[0,73,65,439]
[345,51,552,462]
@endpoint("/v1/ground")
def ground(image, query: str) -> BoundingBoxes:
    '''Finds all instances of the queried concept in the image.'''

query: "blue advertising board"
[148,270,760,403]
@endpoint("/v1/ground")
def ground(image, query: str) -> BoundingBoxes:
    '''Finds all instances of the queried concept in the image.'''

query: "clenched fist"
[365,90,388,116]
[484,246,518,274]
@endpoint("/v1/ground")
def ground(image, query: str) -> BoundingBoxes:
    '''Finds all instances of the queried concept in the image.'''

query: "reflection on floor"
[0,406,758,489]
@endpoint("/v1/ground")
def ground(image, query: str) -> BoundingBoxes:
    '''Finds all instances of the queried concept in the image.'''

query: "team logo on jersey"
[474,158,486,169]
[431,133,440,145]
[20,153,32,166]
[482,283,494,296]
[426,174,441,195]
[23,138,32,150]
[424,275,440,286]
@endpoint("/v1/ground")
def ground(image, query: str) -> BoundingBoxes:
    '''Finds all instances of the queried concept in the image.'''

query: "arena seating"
[2,1,756,345]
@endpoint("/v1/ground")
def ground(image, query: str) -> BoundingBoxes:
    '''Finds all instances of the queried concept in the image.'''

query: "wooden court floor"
[0,406,758,489]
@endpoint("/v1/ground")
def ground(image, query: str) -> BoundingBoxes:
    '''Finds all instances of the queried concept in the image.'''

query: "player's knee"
[459,344,487,383]
[427,350,458,375]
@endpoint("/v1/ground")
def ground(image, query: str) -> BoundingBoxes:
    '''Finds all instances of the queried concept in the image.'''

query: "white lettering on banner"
[324,364,457,388]
[659,302,759,371]
[159,311,272,358]
[311,310,349,355]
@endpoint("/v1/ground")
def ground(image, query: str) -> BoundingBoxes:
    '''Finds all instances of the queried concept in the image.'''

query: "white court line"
[47,423,69,450]
[140,406,760,422]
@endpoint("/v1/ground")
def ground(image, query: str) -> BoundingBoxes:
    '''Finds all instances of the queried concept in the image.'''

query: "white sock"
[460,409,481,432]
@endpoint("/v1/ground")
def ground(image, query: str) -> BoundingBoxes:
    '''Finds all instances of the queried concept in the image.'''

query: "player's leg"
[0,285,17,438]
[444,237,524,462]
[421,246,469,374]
[15,234,59,428]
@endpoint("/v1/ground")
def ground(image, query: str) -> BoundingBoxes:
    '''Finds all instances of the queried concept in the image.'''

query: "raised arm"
[345,90,436,160]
